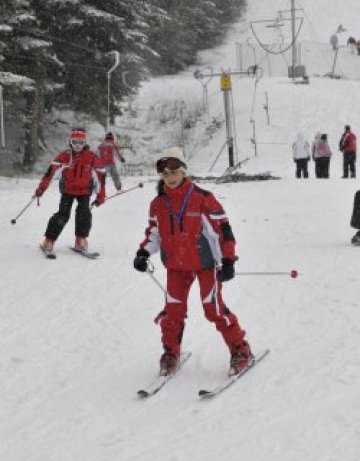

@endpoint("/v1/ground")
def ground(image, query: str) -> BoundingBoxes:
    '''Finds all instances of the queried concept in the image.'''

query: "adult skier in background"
[133,146,252,376]
[34,129,106,254]
[312,133,332,178]
[97,132,125,190]
[339,125,357,178]
[292,132,311,178]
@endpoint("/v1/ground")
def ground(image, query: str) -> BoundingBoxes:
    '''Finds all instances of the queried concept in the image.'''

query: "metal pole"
[106,51,120,132]
[331,46,339,77]
[0,85,5,148]
[291,0,297,75]
[221,73,234,168]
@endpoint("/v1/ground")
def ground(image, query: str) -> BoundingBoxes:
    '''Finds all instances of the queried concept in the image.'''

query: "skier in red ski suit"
[133,147,252,376]
[35,129,106,252]
[97,132,125,190]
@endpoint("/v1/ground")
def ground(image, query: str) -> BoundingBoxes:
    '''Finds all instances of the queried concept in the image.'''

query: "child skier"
[34,129,106,254]
[97,132,125,190]
[133,147,252,376]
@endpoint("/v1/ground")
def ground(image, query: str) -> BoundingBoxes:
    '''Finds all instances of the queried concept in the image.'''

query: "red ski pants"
[155,268,246,356]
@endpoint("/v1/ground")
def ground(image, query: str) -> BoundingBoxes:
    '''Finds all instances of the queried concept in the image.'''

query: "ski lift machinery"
[250,0,308,82]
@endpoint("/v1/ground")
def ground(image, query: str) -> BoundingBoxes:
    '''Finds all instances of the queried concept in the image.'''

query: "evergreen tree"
[147,0,247,75]
[0,0,62,167]
[34,0,167,125]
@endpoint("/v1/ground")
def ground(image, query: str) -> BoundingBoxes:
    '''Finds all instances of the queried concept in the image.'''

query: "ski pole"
[10,196,38,224]
[146,260,167,295]
[235,270,299,278]
[91,182,144,208]
[106,182,144,201]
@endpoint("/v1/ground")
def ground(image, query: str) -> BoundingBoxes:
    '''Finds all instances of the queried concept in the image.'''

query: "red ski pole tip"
[290,270,298,278]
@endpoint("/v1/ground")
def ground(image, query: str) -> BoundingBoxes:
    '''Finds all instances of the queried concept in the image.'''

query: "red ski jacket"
[37,148,106,200]
[140,179,236,271]
[339,131,357,153]
[97,141,124,165]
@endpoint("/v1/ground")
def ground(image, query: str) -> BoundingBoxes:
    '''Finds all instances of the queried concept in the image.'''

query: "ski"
[39,244,56,259]
[69,247,100,259]
[137,351,192,398]
[198,349,270,399]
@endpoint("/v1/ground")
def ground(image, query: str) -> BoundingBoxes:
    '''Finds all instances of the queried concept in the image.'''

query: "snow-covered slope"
[1,1,360,460]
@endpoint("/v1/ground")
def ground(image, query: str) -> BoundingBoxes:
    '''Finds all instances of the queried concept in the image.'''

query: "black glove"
[133,248,150,272]
[217,258,235,282]
[120,157,126,163]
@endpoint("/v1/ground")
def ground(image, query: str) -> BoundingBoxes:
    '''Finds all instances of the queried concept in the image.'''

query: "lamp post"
[0,84,5,148]
[106,51,120,132]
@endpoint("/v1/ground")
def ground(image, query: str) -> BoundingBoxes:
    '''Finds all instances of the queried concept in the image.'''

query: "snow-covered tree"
[0,0,62,167]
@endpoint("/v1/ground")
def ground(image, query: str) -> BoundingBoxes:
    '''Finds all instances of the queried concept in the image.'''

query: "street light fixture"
[106,50,120,132]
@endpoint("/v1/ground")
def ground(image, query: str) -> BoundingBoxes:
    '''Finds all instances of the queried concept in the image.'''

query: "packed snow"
[1,1,360,460]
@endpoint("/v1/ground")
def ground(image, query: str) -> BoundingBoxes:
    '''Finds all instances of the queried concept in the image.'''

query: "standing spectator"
[35,129,106,254]
[292,132,311,178]
[347,36,356,54]
[330,34,338,51]
[313,133,332,178]
[356,40,360,56]
[98,132,125,190]
[339,125,357,178]
[133,147,252,376]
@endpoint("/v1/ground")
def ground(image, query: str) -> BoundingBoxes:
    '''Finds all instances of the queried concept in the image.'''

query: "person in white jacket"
[292,133,311,178]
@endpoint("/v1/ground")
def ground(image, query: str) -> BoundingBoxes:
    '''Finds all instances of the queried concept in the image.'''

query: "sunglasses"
[71,139,86,147]
[156,157,185,173]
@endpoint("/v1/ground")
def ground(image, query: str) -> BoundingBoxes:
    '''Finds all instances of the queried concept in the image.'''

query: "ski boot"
[159,351,179,376]
[230,340,254,376]
[42,237,55,252]
[75,236,88,251]
[351,230,360,246]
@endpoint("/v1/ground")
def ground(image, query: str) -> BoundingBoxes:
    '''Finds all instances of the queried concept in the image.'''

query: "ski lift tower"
[250,0,307,82]
[288,0,306,79]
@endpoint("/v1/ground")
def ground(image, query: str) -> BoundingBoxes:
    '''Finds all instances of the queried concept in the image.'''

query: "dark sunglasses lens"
[156,158,167,173]
[156,158,182,173]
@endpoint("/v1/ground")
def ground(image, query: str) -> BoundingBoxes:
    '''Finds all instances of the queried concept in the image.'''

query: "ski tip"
[137,390,150,398]
[198,390,214,398]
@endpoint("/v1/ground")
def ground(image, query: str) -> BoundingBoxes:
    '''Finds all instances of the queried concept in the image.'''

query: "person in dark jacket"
[339,125,357,178]
[35,129,106,253]
[132,147,252,376]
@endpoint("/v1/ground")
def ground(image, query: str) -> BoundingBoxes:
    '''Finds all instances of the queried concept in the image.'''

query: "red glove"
[34,187,44,198]
[93,195,105,207]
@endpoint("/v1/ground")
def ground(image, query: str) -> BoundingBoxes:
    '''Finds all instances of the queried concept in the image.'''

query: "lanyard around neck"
[163,183,194,224]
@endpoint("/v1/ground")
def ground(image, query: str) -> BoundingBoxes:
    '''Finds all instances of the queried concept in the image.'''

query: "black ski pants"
[350,190,360,229]
[315,157,330,178]
[295,159,309,178]
[45,194,92,241]
[343,152,356,178]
